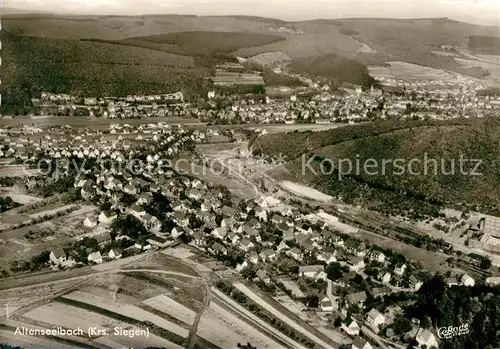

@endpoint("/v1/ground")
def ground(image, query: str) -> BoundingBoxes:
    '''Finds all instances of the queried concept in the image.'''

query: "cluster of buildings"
[30,91,190,118]
[0,123,230,161]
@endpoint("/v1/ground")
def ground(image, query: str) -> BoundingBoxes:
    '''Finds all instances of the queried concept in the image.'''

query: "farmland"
[0,262,327,349]
[368,61,458,81]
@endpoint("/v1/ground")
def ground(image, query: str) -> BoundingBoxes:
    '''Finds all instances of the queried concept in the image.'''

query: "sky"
[3,0,500,26]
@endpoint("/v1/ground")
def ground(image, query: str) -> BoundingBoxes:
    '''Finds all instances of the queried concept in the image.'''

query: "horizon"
[3,0,500,26]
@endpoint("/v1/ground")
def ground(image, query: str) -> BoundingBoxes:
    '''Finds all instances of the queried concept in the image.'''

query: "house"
[394,263,407,276]
[259,249,277,262]
[148,236,170,248]
[415,328,439,348]
[221,217,236,229]
[98,211,117,225]
[461,273,475,287]
[319,295,334,312]
[409,275,423,291]
[236,260,249,272]
[346,291,367,307]
[340,317,360,336]
[83,216,98,229]
[171,226,186,239]
[190,232,205,247]
[210,242,227,255]
[352,336,373,349]
[87,251,103,264]
[372,287,391,298]
[256,269,271,284]
[255,207,267,221]
[287,248,303,262]
[347,256,365,271]
[128,204,146,219]
[49,248,67,265]
[370,251,386,264]
[446,276,459,287]
[227,232,240,245]
[108,248,122,259]
[382,272,392,284]
[248,251,259,264]
[239,238,254,252]
[366,308,385,332]
[299,265,325,279]
[212,227,228,240]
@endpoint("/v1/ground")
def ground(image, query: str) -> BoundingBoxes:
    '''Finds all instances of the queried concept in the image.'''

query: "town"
[1,119,498,349]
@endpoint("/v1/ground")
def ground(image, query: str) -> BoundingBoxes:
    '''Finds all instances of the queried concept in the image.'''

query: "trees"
[326,262,346,281]
[480,257,492,270]
[111,214,148,239]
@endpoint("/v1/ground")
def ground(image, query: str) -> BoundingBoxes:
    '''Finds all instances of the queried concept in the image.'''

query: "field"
[279,181,333,202]
[368,61,457,81]
[0,260,327,349]
[143,293,286,348]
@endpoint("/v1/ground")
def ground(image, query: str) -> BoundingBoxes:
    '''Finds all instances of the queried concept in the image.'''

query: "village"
[16,61,500,125]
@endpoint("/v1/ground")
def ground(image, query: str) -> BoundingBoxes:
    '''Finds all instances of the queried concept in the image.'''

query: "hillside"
[469,35,500,55]
[2,14,500,114]
[288,53,375,88]
[130,31,285,55]
[254,118,500,217]
[0,31,211,114]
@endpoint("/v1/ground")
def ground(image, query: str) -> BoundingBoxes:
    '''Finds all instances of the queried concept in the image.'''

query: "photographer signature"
[437,324,470,339]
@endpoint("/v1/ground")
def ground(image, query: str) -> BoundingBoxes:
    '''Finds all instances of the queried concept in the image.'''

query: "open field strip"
[204,301,286,349]
[61,290,189,338]
[142,294,196,324]
[233,283,335,349]
[212,287,308,349]
[24,302,124,332]
[143,293,284,348]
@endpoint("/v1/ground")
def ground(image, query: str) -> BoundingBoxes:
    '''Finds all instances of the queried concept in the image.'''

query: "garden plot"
[62,289,189,338]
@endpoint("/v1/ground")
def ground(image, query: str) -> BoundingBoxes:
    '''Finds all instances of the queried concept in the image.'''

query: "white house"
[382,272,392,284]
[415,328,439,348]
[108,248,122,259]
[320,296,334,312]
[340,318,360,336]
[98,211,117,225]
[394,263,407,276]
[49,248,67,265]
[299,265,325,279]
[460,274,475,287]
[87,251,103,264]
[84,216,98,229]
[366,308,386,332]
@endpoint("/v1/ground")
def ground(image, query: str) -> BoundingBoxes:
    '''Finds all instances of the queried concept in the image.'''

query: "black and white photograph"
[0,1,499,348]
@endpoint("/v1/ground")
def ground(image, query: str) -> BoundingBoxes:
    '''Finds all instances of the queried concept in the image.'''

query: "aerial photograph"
[0,0,499,348]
